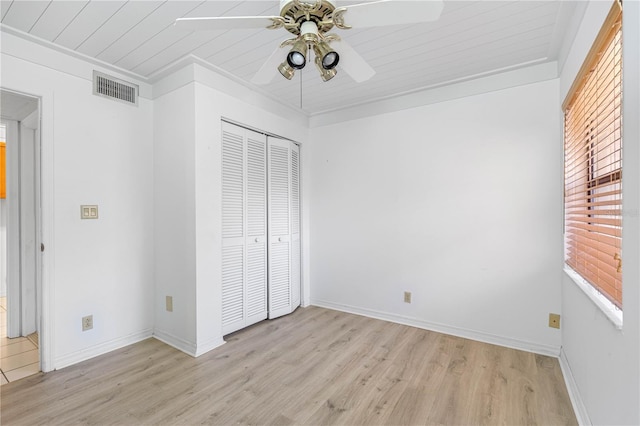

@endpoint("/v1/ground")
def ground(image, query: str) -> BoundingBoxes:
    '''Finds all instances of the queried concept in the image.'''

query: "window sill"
[564,266,623,330]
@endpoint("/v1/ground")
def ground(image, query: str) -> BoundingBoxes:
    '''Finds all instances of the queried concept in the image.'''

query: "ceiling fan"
[175,0,443,84]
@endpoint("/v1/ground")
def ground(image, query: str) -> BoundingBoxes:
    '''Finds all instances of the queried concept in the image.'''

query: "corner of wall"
[559,348,593,425]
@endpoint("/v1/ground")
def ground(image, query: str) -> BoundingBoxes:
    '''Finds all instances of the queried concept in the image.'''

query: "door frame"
[3,119,21,338]
[1,87,53,372]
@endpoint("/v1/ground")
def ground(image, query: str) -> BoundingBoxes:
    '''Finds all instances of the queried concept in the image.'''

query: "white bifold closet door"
[267,138,301,319]
[222,122,301,334]
[222,122,268,335]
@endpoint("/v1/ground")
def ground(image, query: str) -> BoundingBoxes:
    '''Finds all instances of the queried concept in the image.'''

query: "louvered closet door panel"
[221,123,268,335]
[268,138,291,319]
[247,135,266,237]
[222,246,244,326]
[221,122,245,334]
[290,144,301,309]
[269,243,290,316]
[269,144,290,236]
[245,131,268,325]
[222,128,244,240]
[246,244,267,320]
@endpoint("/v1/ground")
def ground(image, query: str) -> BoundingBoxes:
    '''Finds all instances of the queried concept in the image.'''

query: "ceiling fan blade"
[338,0,444,28]
[333,40,375,83]
[175,16,281,31]
[251,45,288,85]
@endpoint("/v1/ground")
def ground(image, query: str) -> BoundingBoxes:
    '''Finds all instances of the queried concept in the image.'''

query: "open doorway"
[0,89,41,384]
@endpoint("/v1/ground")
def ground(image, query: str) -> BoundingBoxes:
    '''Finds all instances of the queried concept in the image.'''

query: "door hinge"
[41,243,45,252]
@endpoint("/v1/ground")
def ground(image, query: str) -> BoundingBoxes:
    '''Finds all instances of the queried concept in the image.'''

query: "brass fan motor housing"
[279,0,337,35]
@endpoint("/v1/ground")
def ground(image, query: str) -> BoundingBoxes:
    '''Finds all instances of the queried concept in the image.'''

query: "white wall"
[153,63,309,356]
[1,32,155,370]
[153,82,198,353]
[559,1,640,424]
[309,78,563,355]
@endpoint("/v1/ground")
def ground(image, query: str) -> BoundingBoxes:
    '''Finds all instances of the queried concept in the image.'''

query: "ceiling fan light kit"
[278,61,297,80]
[175,0,443,84]
[314,54,338,81]
[277,8,341,81]
[286,36,309,70]
[315,40,339,70]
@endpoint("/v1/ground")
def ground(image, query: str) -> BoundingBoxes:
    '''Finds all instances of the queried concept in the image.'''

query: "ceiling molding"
[150,55,309,125]
[149,54,305,115]
[2,21,558,128]
[310,57,551,118]
[0,24,152,97]
[0,23,308,121]
[310,60,559,128]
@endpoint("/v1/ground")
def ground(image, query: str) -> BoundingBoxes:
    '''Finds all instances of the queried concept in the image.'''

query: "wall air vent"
[93,71,138,106]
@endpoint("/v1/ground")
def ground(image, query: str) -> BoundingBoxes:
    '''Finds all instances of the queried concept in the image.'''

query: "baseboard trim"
[151,330,225,357]
[194,337,225,357]
[311,299,561,357]
[54,328,153,370]
[559,348,592,425]
[152,329,197,357]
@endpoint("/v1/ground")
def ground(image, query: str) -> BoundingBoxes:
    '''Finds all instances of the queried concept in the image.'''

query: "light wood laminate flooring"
[0,306,577,425]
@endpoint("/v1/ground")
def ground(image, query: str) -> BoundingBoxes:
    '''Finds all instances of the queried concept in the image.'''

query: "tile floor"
[0,296,40,385]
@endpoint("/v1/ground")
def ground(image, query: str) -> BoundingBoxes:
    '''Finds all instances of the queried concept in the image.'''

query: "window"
[563,1,622,309]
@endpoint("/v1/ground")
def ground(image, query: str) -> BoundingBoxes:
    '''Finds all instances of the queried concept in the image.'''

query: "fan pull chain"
[300,68,303,109]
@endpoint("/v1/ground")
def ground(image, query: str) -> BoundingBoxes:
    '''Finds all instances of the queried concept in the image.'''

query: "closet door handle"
[278,237,282,242]
[255,238,259,243]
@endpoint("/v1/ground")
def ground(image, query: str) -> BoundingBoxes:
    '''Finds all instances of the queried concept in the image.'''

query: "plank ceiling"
[0,1,579,115]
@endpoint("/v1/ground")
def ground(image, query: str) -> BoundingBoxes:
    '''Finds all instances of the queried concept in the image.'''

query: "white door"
[221,122,267,335]
[245,131,268,326]
[1,97,39,338]
[267,137,301,319]
[290,143,301,309]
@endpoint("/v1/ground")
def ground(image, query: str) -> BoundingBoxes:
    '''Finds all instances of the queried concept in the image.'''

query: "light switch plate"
[166,296,173,312]
[81,205,99,219]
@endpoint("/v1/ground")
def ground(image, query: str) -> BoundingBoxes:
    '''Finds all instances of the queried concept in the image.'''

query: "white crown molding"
[150,54,309,119]
[310,59,558,127]
[150,54,560,125]
[313,57,548,116]
[0,24,152,96]
[151,58,309,127]
[2,23,560,127]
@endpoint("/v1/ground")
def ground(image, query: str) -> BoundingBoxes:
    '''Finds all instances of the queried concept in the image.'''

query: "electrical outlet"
[166,296,173,312]
[549,313,560,329]
[82,315,93,331]
[404,291,412,304]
